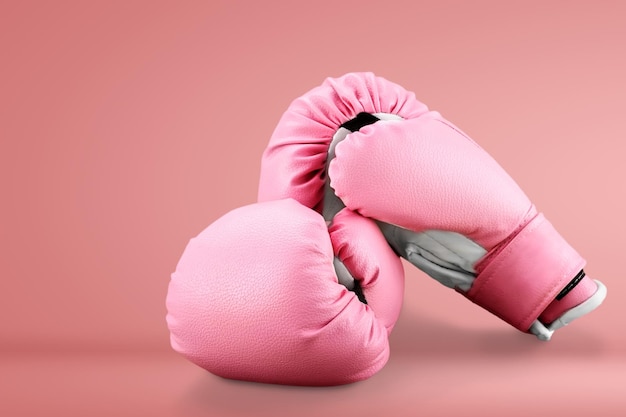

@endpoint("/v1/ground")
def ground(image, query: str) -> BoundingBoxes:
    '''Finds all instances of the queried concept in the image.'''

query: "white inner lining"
[324,112,482,293]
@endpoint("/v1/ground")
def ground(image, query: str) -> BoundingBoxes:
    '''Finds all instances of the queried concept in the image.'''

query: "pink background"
[2,0,625,415]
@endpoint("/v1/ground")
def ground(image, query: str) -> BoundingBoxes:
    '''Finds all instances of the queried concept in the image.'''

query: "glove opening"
[340,112,380,132]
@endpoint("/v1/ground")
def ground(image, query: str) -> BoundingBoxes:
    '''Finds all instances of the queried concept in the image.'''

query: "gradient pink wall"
[2,1,625,416]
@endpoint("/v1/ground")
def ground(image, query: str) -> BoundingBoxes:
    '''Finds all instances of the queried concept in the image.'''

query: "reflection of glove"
[166,199,404,386]
[259,72,606,341]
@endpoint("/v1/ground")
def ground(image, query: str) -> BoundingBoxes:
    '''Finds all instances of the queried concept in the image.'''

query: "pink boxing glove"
[259,72,428,218]
[259,72,606,341]
[165,199,404,386]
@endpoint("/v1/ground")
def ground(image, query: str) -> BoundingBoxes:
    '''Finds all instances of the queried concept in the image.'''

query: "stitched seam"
[433,119,484,150]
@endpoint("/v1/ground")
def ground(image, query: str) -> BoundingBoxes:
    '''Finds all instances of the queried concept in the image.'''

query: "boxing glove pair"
[166,73,606,386]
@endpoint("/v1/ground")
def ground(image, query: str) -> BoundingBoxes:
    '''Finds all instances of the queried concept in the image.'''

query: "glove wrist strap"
[463,213,585,332]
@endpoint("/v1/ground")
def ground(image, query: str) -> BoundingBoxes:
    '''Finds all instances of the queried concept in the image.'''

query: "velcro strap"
[463,213,585,332]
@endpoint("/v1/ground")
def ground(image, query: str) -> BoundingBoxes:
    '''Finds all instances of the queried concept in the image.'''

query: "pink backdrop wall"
[2,1,625,415]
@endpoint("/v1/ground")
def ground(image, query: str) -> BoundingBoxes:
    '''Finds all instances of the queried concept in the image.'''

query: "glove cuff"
[462,213,585,332]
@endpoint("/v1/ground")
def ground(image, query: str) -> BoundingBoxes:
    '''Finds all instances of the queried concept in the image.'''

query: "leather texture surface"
[166,199,404,386]
[258,72,600,333]
[258,72,427,211]
[328,110,595,330]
